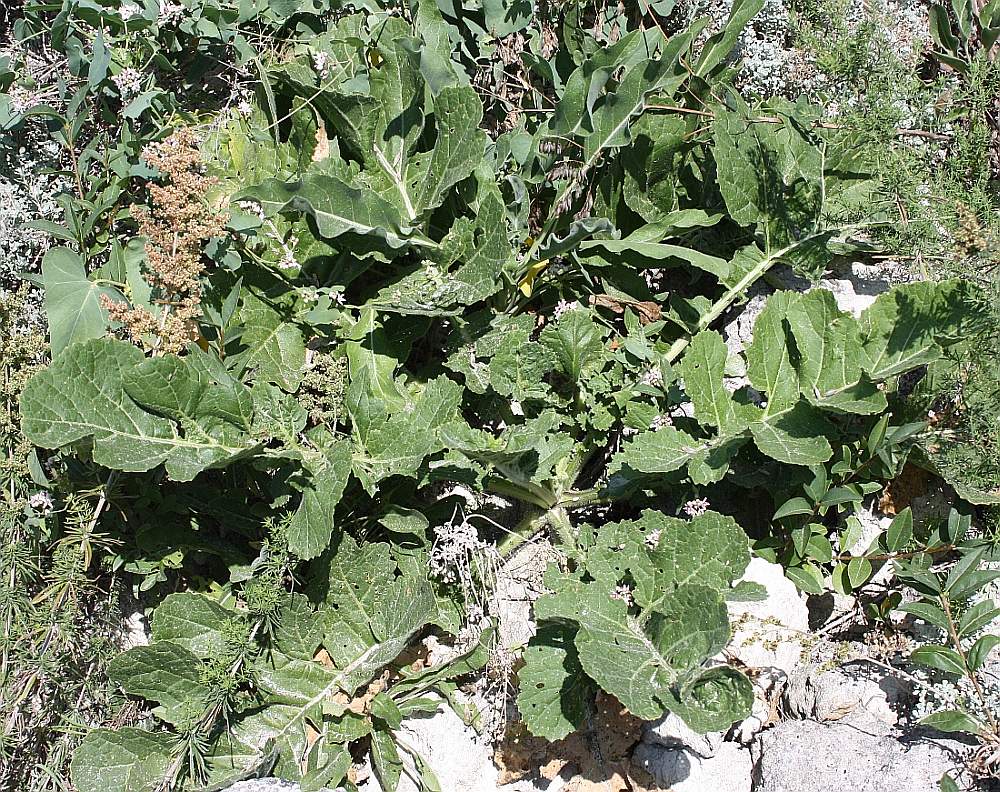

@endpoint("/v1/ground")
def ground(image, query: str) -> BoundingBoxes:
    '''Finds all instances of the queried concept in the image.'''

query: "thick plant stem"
[559,486,611,510]
[485,476,556,510]
[498,507,548,557]
[548,506,577,552]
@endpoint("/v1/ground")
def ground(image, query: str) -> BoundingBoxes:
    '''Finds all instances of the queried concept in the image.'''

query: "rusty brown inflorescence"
[103,127,229,354]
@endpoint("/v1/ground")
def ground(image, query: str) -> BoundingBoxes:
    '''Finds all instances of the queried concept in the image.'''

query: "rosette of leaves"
[236,10,512,317]
[70,536,489,792]
[517,509,754,739]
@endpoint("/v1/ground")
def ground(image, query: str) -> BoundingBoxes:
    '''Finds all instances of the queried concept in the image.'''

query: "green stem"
[559,486,611,510]
[940,594,1000,736]
[497,507,548,556]
[664,228,869,364]
[484,476,556,510]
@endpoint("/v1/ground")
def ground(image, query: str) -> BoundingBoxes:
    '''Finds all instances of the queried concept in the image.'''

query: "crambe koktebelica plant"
[6,0,990,789]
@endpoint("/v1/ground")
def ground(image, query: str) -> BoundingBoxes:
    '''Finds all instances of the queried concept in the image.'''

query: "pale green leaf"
[287,439,353,560]
[70,729,174,792]
[517,625,594,741]
[42,247,114,356]
[21,339,253,479]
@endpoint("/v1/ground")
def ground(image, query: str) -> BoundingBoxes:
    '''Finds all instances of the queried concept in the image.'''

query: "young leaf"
[958,600,1000,637]
[884,508,913,552]
[287,440,353,559]
[42,247,117,356]
[918,710,985,735]
[968,635,1000,671]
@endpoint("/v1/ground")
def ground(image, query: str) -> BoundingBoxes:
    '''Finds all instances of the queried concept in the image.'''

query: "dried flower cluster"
[103,128,228,354]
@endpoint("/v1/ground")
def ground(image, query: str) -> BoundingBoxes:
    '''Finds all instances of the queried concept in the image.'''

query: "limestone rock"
[643,711,723,758]
[633,742,753,792]
[360,697,499,792]
[751,720,970,792]
[782,662,911,731]
[727,557,810,677]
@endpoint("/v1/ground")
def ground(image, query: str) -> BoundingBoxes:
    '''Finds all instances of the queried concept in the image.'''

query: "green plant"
[3,0,997,790]
[929,0,1000,74]
[895,510,1000,778]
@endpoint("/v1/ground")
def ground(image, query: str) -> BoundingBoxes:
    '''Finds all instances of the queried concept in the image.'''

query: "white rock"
[732,688,771,745]
[820,277,879,317]
[633,742,753,792]
[723,291,769,355]
[783,663,910,731]
[122,610,150,649]
[643,711,724,758]
[751,719,971,792]
[727,557,809,677]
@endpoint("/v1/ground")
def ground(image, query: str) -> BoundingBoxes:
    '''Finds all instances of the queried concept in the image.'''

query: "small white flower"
[158,1,184,25]
[553,299,573,319]
[610,584,633,605]
[641,366,663,387]
[651,414,672,431]
[312,51,331,79]
[683,497,710,518]
[277,250,298,270]
[236,99,253,117]
[8,86,35,114]
[119,3,141,20]
[112,68,143,99]
[330,290,346,306]
[236,200,265,220]
[29,492,53,514]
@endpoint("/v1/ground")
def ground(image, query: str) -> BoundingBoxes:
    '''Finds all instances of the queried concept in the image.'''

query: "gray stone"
[643,711,724,758]
[223,782,333,792]
[751,720,971,792]
[360,695,499,792]
[633,741,753,792]
[782,663,911,731]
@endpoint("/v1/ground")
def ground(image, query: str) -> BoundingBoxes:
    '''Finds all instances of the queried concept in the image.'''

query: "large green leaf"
[236,171,424,251]
[287,439,353,559]
[535,575,739,722]
[310,533,437,691]
[21,339,254,479]
[539,308,606,383]
[677,330,742,433]
[235,291,307,392]
[70,729,174,792]
[860,279,981,379]
[411,85,488,215]
[516,625,594,741]
[748,401,834,466]
[108,642,211,728]
[150,592,232,657]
